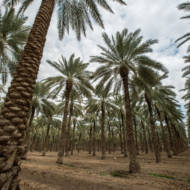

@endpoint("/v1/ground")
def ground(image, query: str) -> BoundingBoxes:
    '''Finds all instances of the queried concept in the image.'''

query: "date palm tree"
[0,1,126,188]
[44,54,93,164]
[0,7,29,84]
[132,68,163,163]
[23,82,51,158]
[87,85,118,160]
[91,28,163,172]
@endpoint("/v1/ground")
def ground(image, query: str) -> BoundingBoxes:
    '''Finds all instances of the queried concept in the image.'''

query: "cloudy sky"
[23,0,189,114]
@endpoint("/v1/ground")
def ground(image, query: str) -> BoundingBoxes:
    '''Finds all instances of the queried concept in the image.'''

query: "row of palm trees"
[0,1,128,188]
[176,1,190,146]
[22,28,187,171]
[0,1,189,190]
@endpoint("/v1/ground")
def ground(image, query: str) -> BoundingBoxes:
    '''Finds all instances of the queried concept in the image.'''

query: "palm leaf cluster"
[0,7,30,84]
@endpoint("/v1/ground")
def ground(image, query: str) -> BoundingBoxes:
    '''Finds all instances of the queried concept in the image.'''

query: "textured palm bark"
[139,132,144,152]
[145,93,161,163]
[57,81,72,164]
[133,117,139,155]
[120,66,140,173]
[171,124,185,154]
[92,119,96,156]
[156,108,171,158]
[71,120,76,156]
[42,122,51,156]
[165,115,177,156]
[108,121,111,154]
[101,101,105,160]
[77,133,82,154]
[88,125,92,154]
[121,111,127,157]
[22,106,35,159]
[147,126,153,152]
[141,121,148,154]
[65,100,73,156]
[119,122,124,154]
[0,0,55,188]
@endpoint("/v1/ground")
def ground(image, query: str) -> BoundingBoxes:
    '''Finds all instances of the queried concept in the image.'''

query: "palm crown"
[0,7,30,84]
[5,0,126,40]
[44,54,93,99]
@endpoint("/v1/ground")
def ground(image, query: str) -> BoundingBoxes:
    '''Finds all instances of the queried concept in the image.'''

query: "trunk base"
[56,152,63,164]
[129,160,141,173]
[42,151,46,156]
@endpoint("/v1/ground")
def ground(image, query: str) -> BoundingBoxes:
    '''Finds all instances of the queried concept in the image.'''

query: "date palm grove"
[0,0,189,189]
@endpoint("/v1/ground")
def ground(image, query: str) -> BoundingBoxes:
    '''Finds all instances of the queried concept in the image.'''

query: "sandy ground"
[20,149,190,190]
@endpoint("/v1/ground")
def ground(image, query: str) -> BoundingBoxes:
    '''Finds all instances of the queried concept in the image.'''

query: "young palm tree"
[44,54,93,164]
[91,28,162,172]
[0,7,30,84]
[0,1,126,188]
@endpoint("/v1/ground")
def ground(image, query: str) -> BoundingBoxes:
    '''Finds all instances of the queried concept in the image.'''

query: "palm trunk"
[141,121,148,154]
[57,81,72,164]
[71,120,76,155]
[101,101,105,160]
[120,66,140,173]
[42,122,51,156]
[92,119,96,156]
[133,117,139,155]
[147,126,153,152]
[119,122,124,154]
[0,0,54,188]
[165,115,177,155]
[88,125,92,154]
[77,133,82,154]
[65,99,73,156]
[156,107,171,158]
[108,121,111,154]
[145,92,161,163]
[121,110,127,157]
[22,106,35,159]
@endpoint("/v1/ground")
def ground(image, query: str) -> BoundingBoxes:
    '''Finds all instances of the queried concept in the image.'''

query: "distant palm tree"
[44,54,93,164]
[91,28,163,173]
[0,7,29,84]
[87,86,118,160]
[0,1,126,188]
[23,82,51,158]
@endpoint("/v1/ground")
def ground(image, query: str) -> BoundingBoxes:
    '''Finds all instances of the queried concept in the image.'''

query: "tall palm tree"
[0,7,30,84]
[132,69,163,163]
[0,1,126,188]
[91,28,163,172]
[44,54,93,164]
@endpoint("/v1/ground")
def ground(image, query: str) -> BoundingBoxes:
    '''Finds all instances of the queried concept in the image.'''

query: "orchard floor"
[20,149,190,190]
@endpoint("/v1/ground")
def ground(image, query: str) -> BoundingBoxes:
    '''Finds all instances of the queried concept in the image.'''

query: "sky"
[15,0,190,115]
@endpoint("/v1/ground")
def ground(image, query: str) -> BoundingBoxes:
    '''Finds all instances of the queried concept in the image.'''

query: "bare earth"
[20,149,190,190]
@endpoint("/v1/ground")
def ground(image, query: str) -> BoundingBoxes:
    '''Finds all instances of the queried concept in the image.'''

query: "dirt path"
[20,149,190,190]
